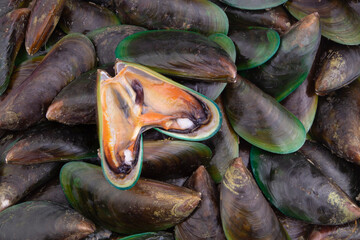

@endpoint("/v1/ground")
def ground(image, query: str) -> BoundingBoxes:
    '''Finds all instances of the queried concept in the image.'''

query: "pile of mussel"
[1,0,360,239]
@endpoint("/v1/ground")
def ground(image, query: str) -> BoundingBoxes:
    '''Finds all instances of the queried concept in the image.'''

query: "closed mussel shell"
[221,158,289,239]
[286,0,360,45]
[299,140,360,204]
[5,122,98,165]
[276,210,313,239]
[241,13,321,101]
[0,201,95,240]
[0,162,61,212]
[311,79,360,165]
[251,147,360,225]
[59,0,120,34]
[121,232,174,240]
[0,0,27,17]
[315,43,360,95]
[308,219,360,240]
[86,25,146,65]
[0,33,96,130]
[205,97,239,183]
[175,166,226,240]
[60,162,201,234]
[47,65,114,125]
[114,0,228,35]
[219,0,287,10]
[229,27,280,70]
[0,8,30,95]
[25,0,66,55]
[141,141,212,181]
[115,30,237,82]
[223,76,306,154]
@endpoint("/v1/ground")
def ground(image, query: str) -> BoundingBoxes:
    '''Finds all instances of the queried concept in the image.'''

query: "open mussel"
[0,33,96,130]
[0,201,95,240]
[220,158,289,239]
[0,8,30,95]
[242,13,321,101]
[286,0,360,45]
[115,30,237,82]
[97,60,221,189]
[25,0,66,55]
[251,146,360,225]
[114,0,228,35]
[60,162,201,234]
[223,76,306,154]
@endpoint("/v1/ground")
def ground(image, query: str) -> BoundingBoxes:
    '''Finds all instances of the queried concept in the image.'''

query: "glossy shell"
[220,158,289,240]
[115,30,237,82]
[114,0,228,35]
[60,162,201,234]
[223,76,306,154]
[286,0,360,45]
[219,0,287,10]
[241,13,321,101]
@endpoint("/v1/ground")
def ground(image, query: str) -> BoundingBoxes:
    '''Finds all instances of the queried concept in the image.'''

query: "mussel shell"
[308,220,360,240]
[60,162,201,234]
[0,201,95,240]
[281,68,318,132]
[0,162,61,212]
[241,13,321,101]
[310,79,360,165]
[121,232,174,240]
[47,65,114,125]
[219,0,287,10]
[223,76,306,154]
[0,8,30,95]
[25,0,66,55]
[175,166,226,240]
[229,27,280,70]
[0,33,96,130]
[315,44,360,95]
[299,140,360,204]
[251,147,360,225]
[285,0,360,45]
[116,30,237,82]
[276,210,313,240]
[59,0,120,34]
[86,25,146,65]
[208,33,236,62]
[141,141,212,181]
[114,0,228,35]
[220,158,289,239]
[0,0,27,17]
[204,97,239,183]
[174,79,226,101]
[5,122,98,164]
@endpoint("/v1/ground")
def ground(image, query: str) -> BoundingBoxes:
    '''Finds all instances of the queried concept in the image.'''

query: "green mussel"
[175,166,226,240]
[311,79,360,165]
[223,76,306,154]
[219,0,287,10]
[221,158,289,239]
[0,201,95,240]
[276,210,313,240]
[25,0,66,55]
[86,25,146,65]
[308,220,360,240]
[115,30,237,82]
[315,43,360,95]
[0,162,61,212]
[60,0,120,34]
[241,13,321,101]
[286,0,360,45]
[0,33,96,130]
[229,27,280,70]
[97,60,222,189]
[0,8,30,96]
[121,232,174,240]
[114,0,228,35]
[60,162,201,234]
[251,147,360,225]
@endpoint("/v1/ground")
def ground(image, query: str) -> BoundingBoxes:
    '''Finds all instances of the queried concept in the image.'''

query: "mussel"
[97,60,221,189]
